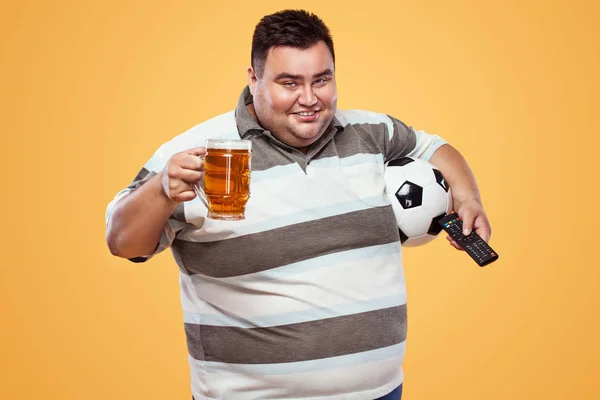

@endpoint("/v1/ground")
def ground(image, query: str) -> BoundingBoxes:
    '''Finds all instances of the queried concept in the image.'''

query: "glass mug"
[193,139,252,220]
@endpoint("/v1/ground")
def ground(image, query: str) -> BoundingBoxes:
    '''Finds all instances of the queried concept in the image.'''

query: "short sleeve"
[384,115,448,162]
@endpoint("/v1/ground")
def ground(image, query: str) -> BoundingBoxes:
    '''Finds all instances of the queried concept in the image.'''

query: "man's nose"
[298,85,318,107]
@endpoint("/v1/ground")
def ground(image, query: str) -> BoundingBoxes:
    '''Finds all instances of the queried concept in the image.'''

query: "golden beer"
[202,141,251,220]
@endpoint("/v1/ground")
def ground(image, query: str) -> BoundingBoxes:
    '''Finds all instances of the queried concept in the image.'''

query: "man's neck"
[246,102,258,120]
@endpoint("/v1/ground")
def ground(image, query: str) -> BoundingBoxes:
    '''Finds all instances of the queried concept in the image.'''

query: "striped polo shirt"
[106,86,447,399]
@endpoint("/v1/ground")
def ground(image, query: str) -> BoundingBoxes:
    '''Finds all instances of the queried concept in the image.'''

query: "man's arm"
[106,174,177,259]
[106,147,205,259]
[429,144,492,250]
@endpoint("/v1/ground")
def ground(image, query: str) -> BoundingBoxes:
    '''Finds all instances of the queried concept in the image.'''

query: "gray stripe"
[127,168,184,221]
[248,135,297,172]
[173,203,185,222]
[385,115,417,162]
[127,167,186,221]
[172,206,399,278]
[185,304,406,364]
[185,321,206,361]
[126,168,156,192]
[247,123,393,173]
[328,123,387,158]
[235,86,264,137]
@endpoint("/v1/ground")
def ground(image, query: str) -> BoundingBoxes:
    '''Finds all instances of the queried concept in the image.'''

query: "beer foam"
[206,139,252,150]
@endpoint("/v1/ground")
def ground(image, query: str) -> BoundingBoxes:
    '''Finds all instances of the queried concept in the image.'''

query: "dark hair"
[251,9,335,78]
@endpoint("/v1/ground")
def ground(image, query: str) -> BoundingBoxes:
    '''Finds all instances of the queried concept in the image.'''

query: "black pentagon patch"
[395,181,423,209]
[433,168,449,192]
[388,157,415,167]
[427,214,447,235]
[399,228,409,244]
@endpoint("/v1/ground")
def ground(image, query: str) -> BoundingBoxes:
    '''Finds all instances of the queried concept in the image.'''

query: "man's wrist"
[453,196,482,210]
[150,172,178,206]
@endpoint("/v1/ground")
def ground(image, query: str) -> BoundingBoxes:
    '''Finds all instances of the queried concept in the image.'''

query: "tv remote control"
[438,213,498,267]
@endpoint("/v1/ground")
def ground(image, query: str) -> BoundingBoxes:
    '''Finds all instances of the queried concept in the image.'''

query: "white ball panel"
[389,195,405,226]
[401,159,436,187]
[421,184,450,217]
[403,233,436,247]
[398,207,431,237]
[383,165,408,189]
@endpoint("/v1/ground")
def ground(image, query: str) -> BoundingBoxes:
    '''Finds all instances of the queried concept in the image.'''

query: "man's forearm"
[106,173,177,259]
[429,144,481,208]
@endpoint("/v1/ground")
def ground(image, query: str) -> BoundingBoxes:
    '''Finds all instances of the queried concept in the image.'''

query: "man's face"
[247,41,338,149]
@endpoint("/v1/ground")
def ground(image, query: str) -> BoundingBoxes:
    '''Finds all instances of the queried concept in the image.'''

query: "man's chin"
[291,130,323,146]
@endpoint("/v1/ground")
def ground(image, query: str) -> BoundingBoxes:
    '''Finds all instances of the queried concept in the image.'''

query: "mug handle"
[193,154,210,210]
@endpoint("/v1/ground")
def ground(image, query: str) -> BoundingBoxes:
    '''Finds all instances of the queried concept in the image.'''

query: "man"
[106,9,491,400]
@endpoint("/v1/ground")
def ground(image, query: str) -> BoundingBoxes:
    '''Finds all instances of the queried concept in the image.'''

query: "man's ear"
[247,67,258,95]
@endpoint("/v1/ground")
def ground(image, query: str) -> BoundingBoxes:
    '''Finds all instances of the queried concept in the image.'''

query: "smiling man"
[247,40,337,150]
[106,9,491,400]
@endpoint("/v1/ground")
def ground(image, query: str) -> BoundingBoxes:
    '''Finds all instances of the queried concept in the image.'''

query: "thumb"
[458,209,476,236]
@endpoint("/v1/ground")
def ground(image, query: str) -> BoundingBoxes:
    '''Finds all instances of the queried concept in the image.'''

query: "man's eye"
[314,78,329,86]
[283,82,297,88]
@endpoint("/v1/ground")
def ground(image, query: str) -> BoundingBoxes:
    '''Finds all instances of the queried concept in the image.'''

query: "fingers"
[175,189,197,202]
[446,235,464,251]
[455,200,492,244]
[167,161,202,183]
[176,168,203,184]
[473,214,492,243]
[167,179,194,193]
[178,153,204,171]
[168,151,204,183]
[186,146,206,157]
[160,147,206,203]
[449,199,493,251]
[163,176,198,202]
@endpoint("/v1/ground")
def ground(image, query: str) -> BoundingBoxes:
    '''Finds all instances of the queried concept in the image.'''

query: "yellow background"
[1,0,598,398]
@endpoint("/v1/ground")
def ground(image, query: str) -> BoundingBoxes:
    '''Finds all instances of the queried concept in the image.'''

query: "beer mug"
[193,139,252,220]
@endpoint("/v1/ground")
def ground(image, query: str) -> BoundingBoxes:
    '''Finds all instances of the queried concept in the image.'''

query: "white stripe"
[337,109,395,144]
[250,162,299,184]
[335,109,390,128]
[189,342,405,399]
[144,111,238,172]
[251,153,382,183]
[184,294,406,328]
[180,154,387,243]
[179,196,388,243]
[143,147,167,173]
[338,152,384,169]
[180,243,405,325]
[180,243,402,317]
[406,129,447,161]
[180,271,206,314]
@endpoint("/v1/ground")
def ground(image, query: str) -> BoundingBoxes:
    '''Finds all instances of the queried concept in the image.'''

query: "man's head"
[247,9,338,150]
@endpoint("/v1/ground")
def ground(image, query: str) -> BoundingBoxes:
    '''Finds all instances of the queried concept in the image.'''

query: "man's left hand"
[446,199,492,251]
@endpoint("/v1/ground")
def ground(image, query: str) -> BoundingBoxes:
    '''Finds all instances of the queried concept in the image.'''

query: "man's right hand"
[160,147,206,203]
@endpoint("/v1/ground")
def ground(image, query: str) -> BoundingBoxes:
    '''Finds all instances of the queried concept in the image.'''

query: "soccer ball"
[384,157,453,246]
